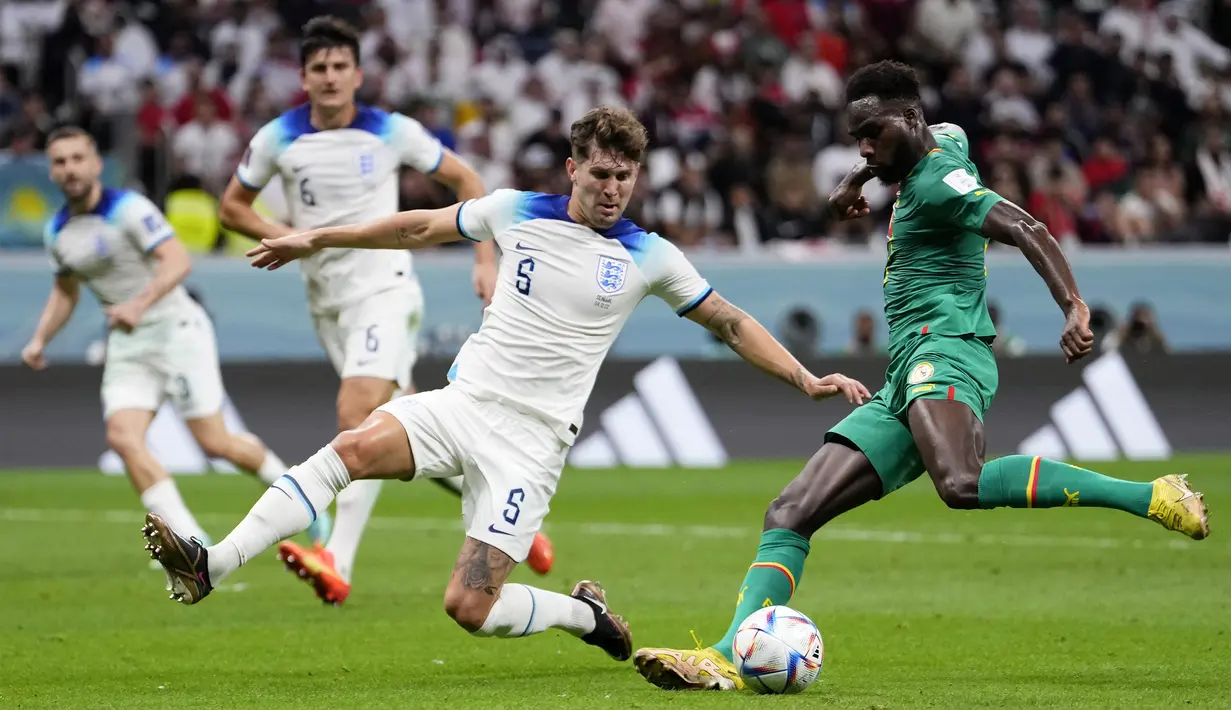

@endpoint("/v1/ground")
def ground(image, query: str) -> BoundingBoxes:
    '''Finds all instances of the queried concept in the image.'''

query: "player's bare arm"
[980,200,1094,363]
[21,273,80,370]
[428,150,498,305]
[828,159,876,221]
[218,178,295,242]
[105,237,192,333]
[247,204,463,270]
[685,292,870,404]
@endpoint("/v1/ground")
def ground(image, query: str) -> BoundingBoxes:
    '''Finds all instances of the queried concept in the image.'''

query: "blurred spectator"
[1089,304,1118,352]
[1187,124,1231,241]
[846,310,879,355]
[657,153,724,247]
[1004,0,1055,87]
[780,306,821,358]
[1099,0,1154,63]
[172,99,240,195]
[915,0,980,61]
[1083,137,1129,193]
[1103,301,1169,353]
[78,34,141,117]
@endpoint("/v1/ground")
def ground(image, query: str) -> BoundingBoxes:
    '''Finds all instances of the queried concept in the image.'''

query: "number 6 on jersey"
[516,257,535,296]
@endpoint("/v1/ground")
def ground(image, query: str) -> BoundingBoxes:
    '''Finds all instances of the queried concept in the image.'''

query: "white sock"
[207,445,351,582]
[473,584,597,639]
[256,448,288,486]
[324,479,382,583]
[141,479,210,544]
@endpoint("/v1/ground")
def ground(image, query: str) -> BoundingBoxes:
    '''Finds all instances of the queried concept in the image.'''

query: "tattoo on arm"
[700,297,750,347]
[395,225,413,245]
[791,366,807,390]
[454,540,516,596]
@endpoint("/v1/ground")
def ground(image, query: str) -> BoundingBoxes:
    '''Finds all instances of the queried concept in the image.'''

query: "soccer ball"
[732,605,824,694]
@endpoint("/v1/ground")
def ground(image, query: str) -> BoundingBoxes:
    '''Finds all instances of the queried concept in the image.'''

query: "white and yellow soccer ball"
[732,605,824,694]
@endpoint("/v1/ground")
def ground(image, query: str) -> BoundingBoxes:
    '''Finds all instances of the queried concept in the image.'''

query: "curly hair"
[844,60,921,105]
[569,107,649,164]
[300,15,361,67]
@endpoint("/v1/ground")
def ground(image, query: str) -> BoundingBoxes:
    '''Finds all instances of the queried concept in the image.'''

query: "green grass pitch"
[1,457,1229,708]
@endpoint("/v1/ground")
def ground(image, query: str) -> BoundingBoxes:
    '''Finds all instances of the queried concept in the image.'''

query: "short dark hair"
[569,106,649,164]
[844,60,921,105]
[300,15,361,67]
[46,125,96,150]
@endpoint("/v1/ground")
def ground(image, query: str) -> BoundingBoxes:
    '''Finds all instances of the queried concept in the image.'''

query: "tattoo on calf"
[455,541,515,596]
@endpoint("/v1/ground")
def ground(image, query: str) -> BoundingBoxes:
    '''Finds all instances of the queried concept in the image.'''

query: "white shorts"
[312,282,423,391]
[376,385,569,562]
[102,303,224,421]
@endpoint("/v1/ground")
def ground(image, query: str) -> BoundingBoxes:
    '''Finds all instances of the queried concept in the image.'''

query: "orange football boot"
[527,531,555,575]
[277,541,350,606]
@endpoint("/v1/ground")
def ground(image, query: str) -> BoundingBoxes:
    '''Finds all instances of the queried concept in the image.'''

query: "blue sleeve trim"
[456,200,479,242]
[426,147,444,174]
[143,233,173,253]
[234,172,261,191]
[676,287,714,317]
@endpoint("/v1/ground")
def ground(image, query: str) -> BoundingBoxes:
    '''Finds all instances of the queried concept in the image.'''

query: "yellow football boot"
[1148,474,1210,540]
[634,644,744,691]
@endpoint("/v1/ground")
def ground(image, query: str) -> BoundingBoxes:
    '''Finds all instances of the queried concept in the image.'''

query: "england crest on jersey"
[596,255,629,293]
[358,152,375,176]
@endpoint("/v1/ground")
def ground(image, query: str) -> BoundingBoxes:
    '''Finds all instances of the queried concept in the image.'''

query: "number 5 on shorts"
[503,488,526,526]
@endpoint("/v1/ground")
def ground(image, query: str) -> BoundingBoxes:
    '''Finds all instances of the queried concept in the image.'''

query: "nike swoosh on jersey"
[487,524,514,536]
[515,241,545,252]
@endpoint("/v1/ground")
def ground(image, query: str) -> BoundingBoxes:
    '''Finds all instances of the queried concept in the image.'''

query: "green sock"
[713,528,810,661]
[977,455,1152,516]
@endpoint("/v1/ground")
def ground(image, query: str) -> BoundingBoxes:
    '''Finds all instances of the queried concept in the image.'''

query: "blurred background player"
[632,61,1210,692]
[142,107,868,661]
[216,15,553,605]
[22,126,308,552]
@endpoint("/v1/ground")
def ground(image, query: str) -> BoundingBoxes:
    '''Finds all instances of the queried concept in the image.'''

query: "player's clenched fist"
[247,232,323,270]
[803,372,870,405]
[1060,300,1094,364]
[21,340,46,370]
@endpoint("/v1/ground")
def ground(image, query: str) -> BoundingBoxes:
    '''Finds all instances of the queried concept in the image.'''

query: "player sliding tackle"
[634,60,1211,692]
[141,106,869,659]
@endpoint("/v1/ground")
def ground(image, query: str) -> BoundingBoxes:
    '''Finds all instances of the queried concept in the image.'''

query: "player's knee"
[330,430,380,480]
[764,492,814,535]
[105,421,145,458]
[195,434,232,460]
[933,469,981,510]
[337,401,375,433]
[443,588,490,633]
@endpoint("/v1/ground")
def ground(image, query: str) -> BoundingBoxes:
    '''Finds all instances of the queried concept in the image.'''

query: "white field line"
[0,507,1203,551]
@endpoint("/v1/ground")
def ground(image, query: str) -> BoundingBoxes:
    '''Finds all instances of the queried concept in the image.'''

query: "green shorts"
[826,334,999,496]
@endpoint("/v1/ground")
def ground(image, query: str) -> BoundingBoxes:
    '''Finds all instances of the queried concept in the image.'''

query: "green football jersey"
[882,131,1003,349]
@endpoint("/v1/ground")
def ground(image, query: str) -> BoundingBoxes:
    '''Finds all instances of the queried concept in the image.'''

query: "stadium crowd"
[0,0,1229,252]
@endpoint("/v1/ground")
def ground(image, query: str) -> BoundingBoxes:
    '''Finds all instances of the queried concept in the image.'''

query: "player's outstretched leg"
[142,410,415,605]
[430,476,557,575]
[445,537,630,660]
[185,414,333,545]
[635,441,881,691]
[908,400,1210,540]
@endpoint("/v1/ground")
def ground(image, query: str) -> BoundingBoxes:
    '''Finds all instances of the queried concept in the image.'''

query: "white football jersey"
[450,189,713,444]
[236,104,445,311]
[45,188,195,323]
